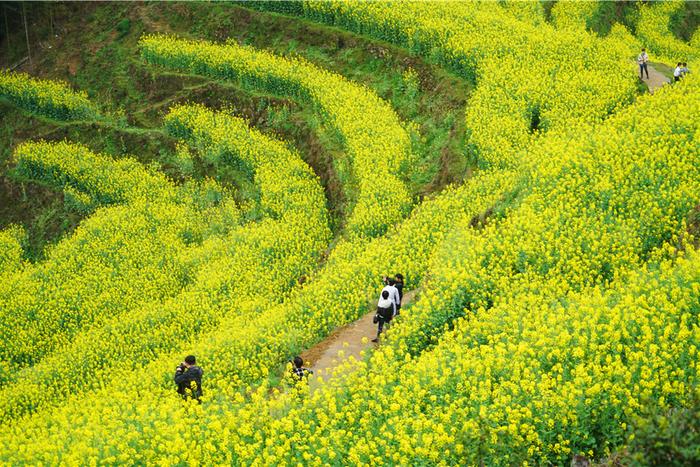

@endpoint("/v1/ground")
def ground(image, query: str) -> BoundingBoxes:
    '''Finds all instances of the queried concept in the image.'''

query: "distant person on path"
[393,273,404,316]
[174,355,203,402]
[372,290,394,342]
[290,356,313,383]
[637,48,649,79]
[674,62,683,82]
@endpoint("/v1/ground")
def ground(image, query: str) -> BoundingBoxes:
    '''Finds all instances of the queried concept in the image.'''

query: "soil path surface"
[643,64,671,94]
[301,288,418,386]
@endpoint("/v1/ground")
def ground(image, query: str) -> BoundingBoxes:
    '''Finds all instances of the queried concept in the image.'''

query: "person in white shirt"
[380,276,400,317]
[637,48,649,79]
[674,62,682,82]
[372,290,394,342]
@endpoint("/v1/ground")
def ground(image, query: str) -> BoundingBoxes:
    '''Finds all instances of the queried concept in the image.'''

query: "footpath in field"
[301,289,418,387]
[643,64,671,94]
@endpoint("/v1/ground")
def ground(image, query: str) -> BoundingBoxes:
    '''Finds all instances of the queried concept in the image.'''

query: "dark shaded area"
[617,389,700,465]
[529,105,542,134]
[688,204,700,248]
[587,1,641,37]
[541,0,557,24]
[670,0,700,43]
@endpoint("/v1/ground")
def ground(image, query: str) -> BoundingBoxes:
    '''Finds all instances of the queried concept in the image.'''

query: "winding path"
[301,288,418,386]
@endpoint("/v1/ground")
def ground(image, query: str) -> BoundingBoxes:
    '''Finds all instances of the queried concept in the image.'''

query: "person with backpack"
[290,356,313,383]
[174,355,203,402]
[637,48,649,80]
[394,273,404,316]
[372,289,395,342]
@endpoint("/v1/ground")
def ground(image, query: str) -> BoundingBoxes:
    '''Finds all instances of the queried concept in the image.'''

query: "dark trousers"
[377,317,391,336]
[639,63,648,78]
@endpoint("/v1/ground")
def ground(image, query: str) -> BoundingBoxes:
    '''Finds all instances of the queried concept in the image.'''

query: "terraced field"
[0,1,698,464]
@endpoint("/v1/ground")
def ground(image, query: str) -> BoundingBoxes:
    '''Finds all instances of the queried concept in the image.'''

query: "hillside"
[0,1,699,465]
[1,2,472,258]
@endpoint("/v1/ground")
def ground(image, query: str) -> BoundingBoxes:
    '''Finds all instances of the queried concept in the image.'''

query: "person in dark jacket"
[372,290,394,342]
[290,356,313,383]
[394,273,404,316]
[174,355,203,402]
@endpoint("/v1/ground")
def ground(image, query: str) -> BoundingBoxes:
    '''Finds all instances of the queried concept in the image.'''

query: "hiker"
[381,276,401,315]
[372,290,394,342]
[174,355,203,402]
[290,356,312,383]
[637,48,649,79]
[674,62,682,82]
[394,273,404,316]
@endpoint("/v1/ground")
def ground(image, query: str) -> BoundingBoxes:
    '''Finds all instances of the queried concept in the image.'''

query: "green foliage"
[586,1,640,37]
[622,390,700,466]
[669,0,700,42]
[115,18,131,39]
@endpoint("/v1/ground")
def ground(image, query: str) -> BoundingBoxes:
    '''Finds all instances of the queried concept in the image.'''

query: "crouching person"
[287,356,313,399]
[289,356,312,383]
[174,355,203,402]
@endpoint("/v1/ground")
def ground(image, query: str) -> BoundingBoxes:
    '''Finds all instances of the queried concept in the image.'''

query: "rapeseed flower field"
[0,1,698,464]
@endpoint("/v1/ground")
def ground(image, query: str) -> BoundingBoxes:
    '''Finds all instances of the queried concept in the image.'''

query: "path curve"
[643,63,671,94]
[301,288,419,385]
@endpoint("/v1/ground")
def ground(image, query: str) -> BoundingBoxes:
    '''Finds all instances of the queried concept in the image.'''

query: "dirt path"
[643,64,671,94]
[301,288,418,386]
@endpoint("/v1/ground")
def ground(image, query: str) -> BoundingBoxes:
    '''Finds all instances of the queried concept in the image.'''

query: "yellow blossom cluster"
[139,34,414,238]
[256,1,639,169]
[1,3,699,464]
[164,103,330,227]
[0,225,25,279]
[216,74,700,465]
[255,249,700,466]
[0,164,514,463]
[0,71,98,121]
[550,2,599,31]
[0,103,331,421]
[13,140,177,208]
[2,142,197,373]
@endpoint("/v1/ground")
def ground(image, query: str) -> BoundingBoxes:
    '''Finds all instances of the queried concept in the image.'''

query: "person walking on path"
[372,290,394,342]
[674,62,683,82]
[637,48,650,80]
[381,276,400,316]
[174,355,203,402]
[393,274,404,316]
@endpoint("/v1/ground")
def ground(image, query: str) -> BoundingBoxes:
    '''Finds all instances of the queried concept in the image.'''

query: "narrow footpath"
[301,288,418,386]
[643,64,671,94]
